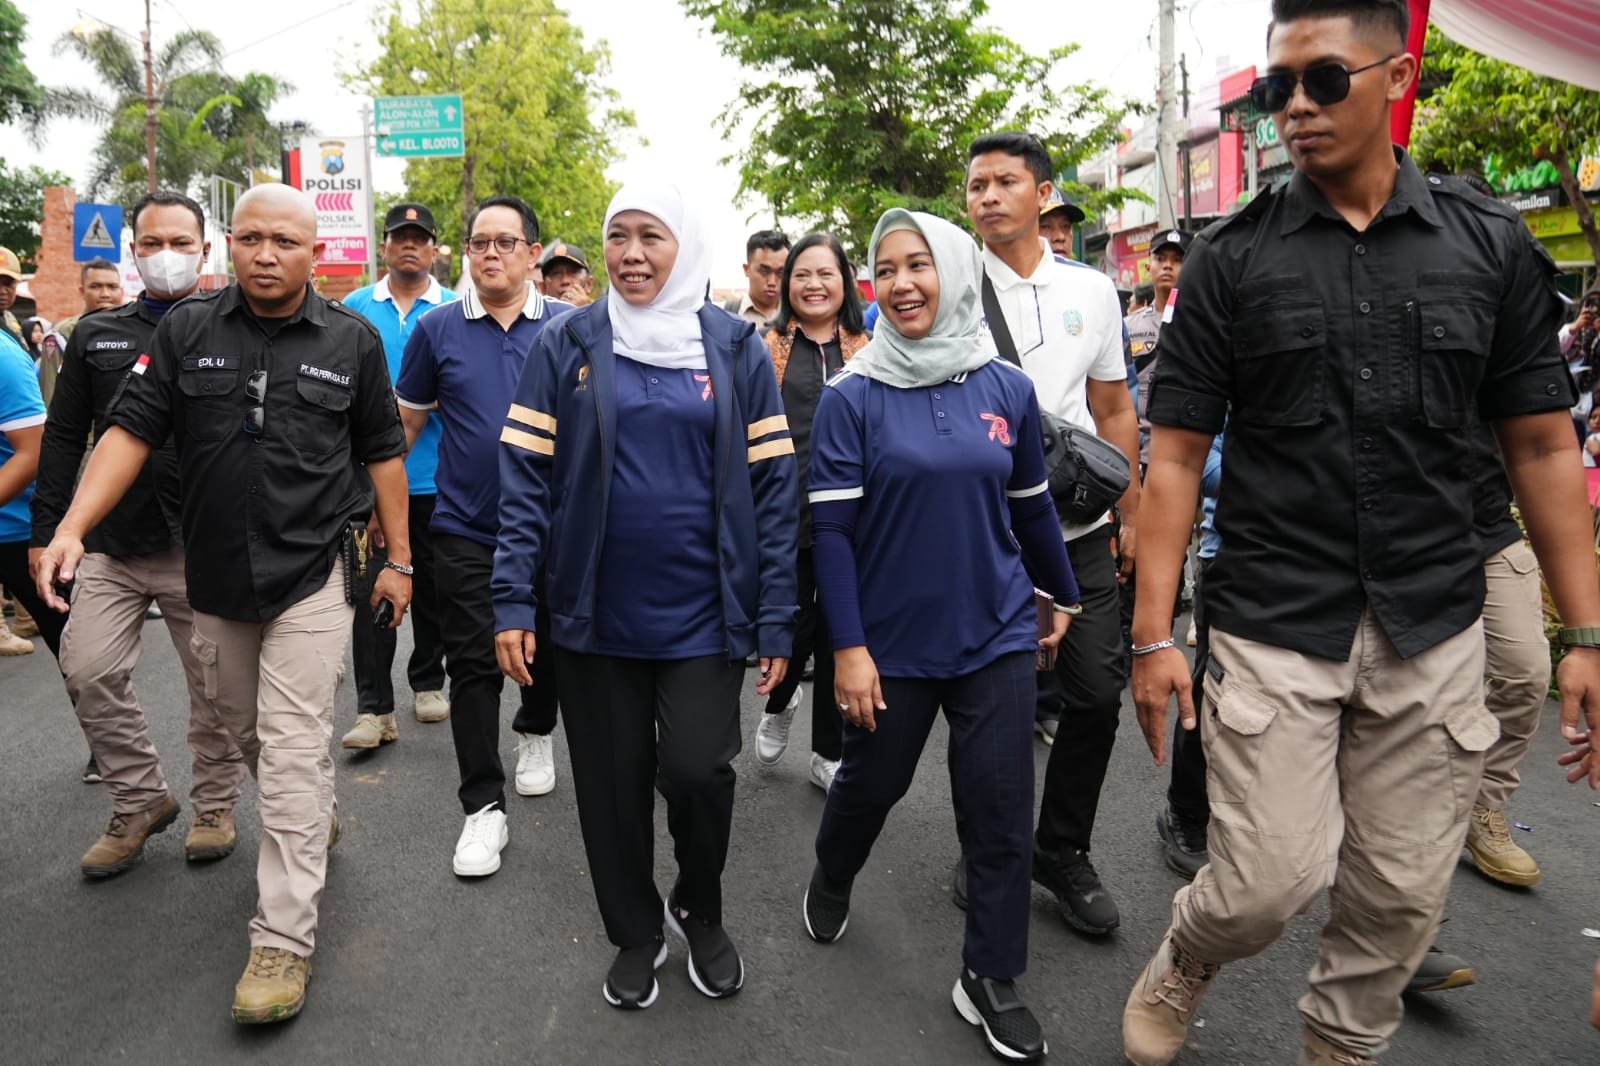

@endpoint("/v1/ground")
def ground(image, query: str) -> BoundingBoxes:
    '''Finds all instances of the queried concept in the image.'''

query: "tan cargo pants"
[1479,540,1550,810]
[190,560,352,957]
[61,548,245,815]
[1171,608,1497,1058]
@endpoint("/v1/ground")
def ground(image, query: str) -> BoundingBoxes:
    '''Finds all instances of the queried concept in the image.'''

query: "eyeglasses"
[466,235,531,255]
[243,370,267,436]
[1249,55,1393,114]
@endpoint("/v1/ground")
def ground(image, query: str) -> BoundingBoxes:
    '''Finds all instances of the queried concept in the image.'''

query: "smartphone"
[373,599,395,629]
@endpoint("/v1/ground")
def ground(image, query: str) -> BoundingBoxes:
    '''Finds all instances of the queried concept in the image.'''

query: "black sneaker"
[952,969,1047,1062]
[664,892,744,998]
[1405,944,1476,993]
[83,757,103,784]
[951,855,968,911]
[1156,808,1209,880]
[1033,845,1120,935]
[603,937,668,1009]
[803,862,853,942]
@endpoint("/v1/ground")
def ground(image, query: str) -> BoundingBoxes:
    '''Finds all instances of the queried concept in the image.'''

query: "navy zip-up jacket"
[492,297,799,661]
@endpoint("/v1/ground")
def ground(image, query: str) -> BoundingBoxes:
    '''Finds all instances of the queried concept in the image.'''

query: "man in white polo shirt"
[964,131,1142,939]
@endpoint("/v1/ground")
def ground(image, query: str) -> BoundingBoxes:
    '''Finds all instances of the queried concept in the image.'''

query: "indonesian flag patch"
[131,353,152,375]
[1162,288,1178,325]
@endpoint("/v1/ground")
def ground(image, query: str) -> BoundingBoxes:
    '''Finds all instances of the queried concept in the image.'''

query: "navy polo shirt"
[395,284,570,546]
[809,359,1051,677]
[595,356,723,658]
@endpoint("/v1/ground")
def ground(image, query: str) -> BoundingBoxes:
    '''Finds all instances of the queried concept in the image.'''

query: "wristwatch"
[1557,625,1600,649]
[383,560,415,577]
[1052,602,1084,616]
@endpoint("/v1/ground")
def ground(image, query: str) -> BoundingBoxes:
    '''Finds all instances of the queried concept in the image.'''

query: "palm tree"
[28,24,291,203]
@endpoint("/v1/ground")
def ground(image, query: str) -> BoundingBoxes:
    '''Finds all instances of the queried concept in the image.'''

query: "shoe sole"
[602,942,669,1010]
[452,827,509,877]
[341,735,381,750]
[952,978,1047,1062]
[1406,965,1476,993]
[664,901,744,998]
[414,711,449,723]
[82,802,180,879]
[83,772,104,783]
[802,886,849,943]
[515,775,556,797]
[1465,843,1540,887]
[186,839,237,863]
[1154,812,1206,881]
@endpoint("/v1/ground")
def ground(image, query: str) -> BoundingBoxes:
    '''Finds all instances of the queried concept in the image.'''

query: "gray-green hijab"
[847,208,998,389]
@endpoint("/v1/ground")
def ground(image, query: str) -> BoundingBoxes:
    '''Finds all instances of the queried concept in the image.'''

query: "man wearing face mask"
[30,190,248,878]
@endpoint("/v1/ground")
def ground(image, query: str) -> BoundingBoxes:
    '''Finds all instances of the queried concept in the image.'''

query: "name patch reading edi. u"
[298,363,351,388]
[181,355,239,371]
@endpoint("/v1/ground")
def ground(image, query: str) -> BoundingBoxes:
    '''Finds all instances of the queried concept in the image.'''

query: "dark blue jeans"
[817,651,1036,979]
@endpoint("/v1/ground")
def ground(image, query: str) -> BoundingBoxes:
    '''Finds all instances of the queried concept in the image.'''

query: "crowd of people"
[3,0,1600,1059]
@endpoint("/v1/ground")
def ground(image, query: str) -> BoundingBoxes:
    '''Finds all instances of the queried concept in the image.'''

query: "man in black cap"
[1127,229,1192,468]
[537,242,593,307]
[340,202,457,749]
[1039,189,1086,261]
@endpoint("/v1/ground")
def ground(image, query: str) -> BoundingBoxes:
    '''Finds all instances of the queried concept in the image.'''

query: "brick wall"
[32,186,82,324]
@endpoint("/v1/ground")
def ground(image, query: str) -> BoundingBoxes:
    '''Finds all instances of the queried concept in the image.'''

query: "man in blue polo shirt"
[340,203,457,749]
[396,194,570,878]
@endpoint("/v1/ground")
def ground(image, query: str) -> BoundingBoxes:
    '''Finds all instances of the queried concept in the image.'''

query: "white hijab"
[603,183,713,370]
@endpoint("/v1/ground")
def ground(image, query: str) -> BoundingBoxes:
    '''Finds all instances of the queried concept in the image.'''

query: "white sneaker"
[809,753,839,792]
[452,805,508,877]
[514,732,556,797]
[1185,617,1198,648]
[755,687,802,766]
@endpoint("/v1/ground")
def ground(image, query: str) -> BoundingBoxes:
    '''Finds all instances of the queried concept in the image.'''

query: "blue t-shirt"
[343,276,456,495]
[595,357,723,658]
[809,360,1051,677]
[395,285,569,546]
[0,331,46,543]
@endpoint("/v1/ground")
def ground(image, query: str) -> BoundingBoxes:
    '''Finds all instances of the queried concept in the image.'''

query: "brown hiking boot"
[9,601,38,638]
[341,712,397,749]
[1297,1028,1378,1066]
[185,808,237,862]
[0,620,34,655]
[1465,804,1540,887]
[1123,928,1220,1066]
[80,793,180,879]
[232,946,312,1024]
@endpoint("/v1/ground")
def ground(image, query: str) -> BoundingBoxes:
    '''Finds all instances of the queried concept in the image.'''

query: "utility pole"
[1156,0,1179,228]
[142,0,157,193]
[1180,54,1193,230]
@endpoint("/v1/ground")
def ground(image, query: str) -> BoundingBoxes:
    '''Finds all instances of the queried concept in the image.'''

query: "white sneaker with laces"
[514,732,557,797]
[755,687,802,766]
[809,752,839,792]
[452,804,509,877]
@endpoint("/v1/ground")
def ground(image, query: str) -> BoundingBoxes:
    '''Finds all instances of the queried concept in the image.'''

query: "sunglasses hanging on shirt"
[1249,55,1393,114]
[243,370,268,436]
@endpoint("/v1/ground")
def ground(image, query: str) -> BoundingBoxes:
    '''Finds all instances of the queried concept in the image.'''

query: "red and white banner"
[298,135,371,266]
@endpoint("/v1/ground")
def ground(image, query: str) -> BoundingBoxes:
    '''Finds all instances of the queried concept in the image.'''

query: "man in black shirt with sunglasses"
[34,183,412,1027]
[1121,2,1600,1064]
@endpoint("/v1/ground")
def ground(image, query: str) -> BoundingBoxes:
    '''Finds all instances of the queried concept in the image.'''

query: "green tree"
[0,0,40,124]
[349,0,635,256]
[29,25,290,203]
[1412,25,1600,267]
[0,162,72,269]
[682,0,1139,254]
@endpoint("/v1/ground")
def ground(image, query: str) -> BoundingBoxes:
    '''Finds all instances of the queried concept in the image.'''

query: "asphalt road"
[2,610,1598,1065]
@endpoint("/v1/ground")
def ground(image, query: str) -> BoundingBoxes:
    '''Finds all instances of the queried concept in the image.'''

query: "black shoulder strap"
[981,270,1020,366]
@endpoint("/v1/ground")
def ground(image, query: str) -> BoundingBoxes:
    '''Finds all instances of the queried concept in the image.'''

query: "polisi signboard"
[298,135,370,267]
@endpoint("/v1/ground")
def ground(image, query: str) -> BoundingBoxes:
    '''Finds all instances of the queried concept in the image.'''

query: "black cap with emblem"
[1151,229,1192,257]
[383,203,438,239]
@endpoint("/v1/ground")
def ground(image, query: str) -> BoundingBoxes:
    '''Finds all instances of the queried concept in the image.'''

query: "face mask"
[136,249,203,297]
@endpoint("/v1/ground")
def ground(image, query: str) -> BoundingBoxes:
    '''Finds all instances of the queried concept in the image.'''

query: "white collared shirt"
[461,281,548,322]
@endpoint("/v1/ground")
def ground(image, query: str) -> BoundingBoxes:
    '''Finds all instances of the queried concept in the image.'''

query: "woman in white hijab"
[799,208,1080,1062]
[491,183,799,1011]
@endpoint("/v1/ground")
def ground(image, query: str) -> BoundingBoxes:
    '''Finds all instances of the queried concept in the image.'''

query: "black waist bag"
[981,271,1130,524]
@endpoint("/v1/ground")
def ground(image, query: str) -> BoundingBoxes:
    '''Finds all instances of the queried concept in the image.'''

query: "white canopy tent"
[1431,0,1600,92]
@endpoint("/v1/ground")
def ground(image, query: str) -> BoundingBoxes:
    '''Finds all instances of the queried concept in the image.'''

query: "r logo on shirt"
[980,412,1011,445]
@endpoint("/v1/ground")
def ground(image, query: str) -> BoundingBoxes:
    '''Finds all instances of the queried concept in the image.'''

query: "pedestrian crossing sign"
[73,203,124,263]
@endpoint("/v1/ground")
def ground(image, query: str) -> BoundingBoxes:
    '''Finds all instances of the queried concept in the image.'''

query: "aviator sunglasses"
[243,370,268,435]
[1249,55,1394,114]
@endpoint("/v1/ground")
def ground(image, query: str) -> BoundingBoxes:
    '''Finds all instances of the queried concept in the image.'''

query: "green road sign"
[375,94,465,158]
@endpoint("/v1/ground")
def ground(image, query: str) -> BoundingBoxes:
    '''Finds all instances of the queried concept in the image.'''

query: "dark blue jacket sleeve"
[741,329,800,657]
[492,326,561,635]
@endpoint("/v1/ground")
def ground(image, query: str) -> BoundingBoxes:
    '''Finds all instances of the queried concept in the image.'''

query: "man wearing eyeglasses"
[34,183,412,1026]
[1122,2,1600,1065]
[393,195,570,880]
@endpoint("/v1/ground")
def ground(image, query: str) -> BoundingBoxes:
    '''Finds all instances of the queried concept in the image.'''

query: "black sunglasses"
[243,370,267,436]
[1250,55,1393,114]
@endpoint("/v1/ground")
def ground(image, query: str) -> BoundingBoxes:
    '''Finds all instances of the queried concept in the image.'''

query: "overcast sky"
[8,0,1270,286]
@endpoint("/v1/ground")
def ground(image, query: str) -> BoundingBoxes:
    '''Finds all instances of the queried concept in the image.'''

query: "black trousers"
[1035,529,1128,855]
[556,648,744,948]
[819,652,1036,979]
[351,494,448,714]
[0,539,65,657]
[1168,556,1214,824]
[434,533,558,814]
[759,547,843,760]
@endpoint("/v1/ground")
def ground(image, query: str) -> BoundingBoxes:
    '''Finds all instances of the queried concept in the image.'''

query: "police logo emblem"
[404,207,418,221]
[1063,309,1084,337]
[319,141,346,176]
